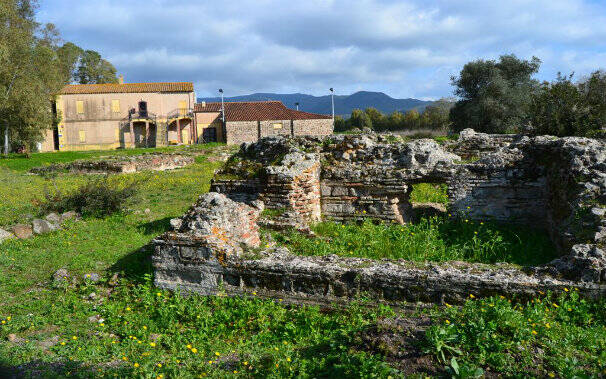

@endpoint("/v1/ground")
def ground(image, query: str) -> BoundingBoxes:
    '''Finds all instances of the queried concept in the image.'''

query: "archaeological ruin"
[30,153,194,175]
[153,129,606,304]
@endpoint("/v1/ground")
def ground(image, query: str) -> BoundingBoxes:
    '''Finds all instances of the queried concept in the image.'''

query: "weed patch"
[272,217,558,265]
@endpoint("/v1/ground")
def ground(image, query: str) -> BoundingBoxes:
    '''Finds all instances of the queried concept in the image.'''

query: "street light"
[329,88,335,124]
[218,89,225,123]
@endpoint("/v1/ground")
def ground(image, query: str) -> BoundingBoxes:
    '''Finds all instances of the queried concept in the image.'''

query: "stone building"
[41,77,195,151]
[193,101,333,144]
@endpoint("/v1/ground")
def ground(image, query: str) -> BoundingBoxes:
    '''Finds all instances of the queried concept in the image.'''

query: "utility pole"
[329,88,335,125]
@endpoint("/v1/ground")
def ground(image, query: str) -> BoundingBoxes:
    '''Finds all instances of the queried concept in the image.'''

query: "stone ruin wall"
[30,153,194,175]
[153,130,606,304]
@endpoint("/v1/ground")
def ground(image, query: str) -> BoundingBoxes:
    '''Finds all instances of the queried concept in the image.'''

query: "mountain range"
[197,91,434,117]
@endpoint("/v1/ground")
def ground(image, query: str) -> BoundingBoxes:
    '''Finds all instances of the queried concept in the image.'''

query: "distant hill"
[197,91,433,117]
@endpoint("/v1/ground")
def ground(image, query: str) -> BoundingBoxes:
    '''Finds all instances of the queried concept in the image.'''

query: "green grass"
[0,277,398,378]
[271,217,558,266]
[426,290,606,377]
[409,183,449,204]
[0,145,604,377]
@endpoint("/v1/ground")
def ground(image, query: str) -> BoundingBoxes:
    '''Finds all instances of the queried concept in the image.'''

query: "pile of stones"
[0,211,80,243]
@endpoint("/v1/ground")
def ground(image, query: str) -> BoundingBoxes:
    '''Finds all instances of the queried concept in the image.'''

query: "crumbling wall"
[30,153,194,175]
[154,131,606,303]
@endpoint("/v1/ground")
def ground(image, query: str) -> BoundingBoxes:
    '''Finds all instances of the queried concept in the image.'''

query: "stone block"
[11,224,33,239]
[60,211,79,223]
[32,219,55,235]
[0,228,14,243]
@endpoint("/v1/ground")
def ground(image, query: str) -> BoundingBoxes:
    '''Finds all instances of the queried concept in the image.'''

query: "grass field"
[1,147,605,377]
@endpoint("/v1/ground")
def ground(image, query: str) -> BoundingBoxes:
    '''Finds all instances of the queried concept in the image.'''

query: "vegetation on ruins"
[39,176,140,218]
[1,144,605,377]
[0,0,118,154]
[270,216,557,266]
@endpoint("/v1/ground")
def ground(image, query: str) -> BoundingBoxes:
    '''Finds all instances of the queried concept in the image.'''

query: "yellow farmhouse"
[41,77,196,151]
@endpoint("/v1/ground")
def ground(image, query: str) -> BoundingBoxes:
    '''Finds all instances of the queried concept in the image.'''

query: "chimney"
[118,75,124,84]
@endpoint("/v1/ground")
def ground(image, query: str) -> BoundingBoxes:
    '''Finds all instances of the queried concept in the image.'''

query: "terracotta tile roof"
[58,82,194,95]
[193,101,331,121]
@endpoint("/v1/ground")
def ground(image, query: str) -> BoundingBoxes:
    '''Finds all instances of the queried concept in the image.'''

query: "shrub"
[39,175,139,217]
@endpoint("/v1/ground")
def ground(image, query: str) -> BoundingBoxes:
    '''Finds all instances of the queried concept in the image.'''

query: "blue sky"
[38,0,606,100]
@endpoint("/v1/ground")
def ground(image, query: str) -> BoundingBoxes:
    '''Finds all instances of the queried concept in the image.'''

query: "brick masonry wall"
[293,119,334,137]
[225,121,259,144]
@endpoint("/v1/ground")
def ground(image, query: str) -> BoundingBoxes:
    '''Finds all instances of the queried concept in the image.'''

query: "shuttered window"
[178,100,187,115]
[111,99,120,113]
[76,100,84,114]
[79,130,86,143]
[272,123,283,129]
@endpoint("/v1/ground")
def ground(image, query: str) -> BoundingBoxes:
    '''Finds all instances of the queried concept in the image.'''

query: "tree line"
[1,0,118,154]
[334,98,453,132]
[337,54,606,138]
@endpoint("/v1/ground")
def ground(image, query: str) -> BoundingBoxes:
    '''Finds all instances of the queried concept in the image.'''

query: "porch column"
[189,120,194,144]
[177,119,182,144]
[129,121,135,147]
[145,121,150,148]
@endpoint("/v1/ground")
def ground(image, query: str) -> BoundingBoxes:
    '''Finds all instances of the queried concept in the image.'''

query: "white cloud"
[38,0,606,98]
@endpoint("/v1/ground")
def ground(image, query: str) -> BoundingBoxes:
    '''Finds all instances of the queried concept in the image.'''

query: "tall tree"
[450,54,541,133]
[403,109,420,129]
[76,50,118,84]
[1,0,65,153]
[56,42,84,83]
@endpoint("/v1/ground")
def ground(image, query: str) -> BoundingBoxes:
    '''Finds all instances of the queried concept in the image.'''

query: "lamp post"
[329,88,335,124]
[218,89,225,123]
[295,102,300,111]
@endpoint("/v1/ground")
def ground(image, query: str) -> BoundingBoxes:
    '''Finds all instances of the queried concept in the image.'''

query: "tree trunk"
[3,122,8,155]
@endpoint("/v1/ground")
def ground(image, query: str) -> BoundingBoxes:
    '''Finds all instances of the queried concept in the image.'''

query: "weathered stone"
[60,211,79,223]
[0,228,14,243]
[52,268,70,286]
[45,213,62,225]
[10,224,33,239]
[32,219,55,234]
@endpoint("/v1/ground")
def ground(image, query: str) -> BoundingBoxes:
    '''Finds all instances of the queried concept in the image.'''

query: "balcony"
[167,108,193,120]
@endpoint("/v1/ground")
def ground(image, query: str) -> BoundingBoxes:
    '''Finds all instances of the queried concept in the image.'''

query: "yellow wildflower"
[531,330,538,335]
[191,348,198,354]
[133,363,139,368]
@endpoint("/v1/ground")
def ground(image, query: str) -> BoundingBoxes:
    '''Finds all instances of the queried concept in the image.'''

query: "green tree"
[579,70,606,132]
[364,107,386,130]
[420,98,453,130]
[76,50,118,84]
[387,110,405,131]
[403,109,420,129]
[530,73,594,137]
[349,109,372,130]
[1,0,64,153]
[450,54,541,133]
[57,42,84,84]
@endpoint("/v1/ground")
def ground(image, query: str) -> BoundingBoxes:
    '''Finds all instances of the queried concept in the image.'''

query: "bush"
[39,175,139,217]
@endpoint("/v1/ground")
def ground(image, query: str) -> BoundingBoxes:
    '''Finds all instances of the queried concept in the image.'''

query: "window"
[79,130,86,143]
[272,122,283,130]
[76,100,84,114]
[111,99,120,113]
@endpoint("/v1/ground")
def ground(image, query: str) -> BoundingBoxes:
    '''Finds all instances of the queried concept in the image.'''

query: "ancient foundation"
[30,153,194,175]
[153,130,606,304]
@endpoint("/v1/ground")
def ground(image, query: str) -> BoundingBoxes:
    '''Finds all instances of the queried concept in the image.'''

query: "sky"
[38,0,606,100]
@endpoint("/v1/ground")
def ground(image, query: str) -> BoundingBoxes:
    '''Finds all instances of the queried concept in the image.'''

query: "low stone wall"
[30,153,194,175]
[154,237,606,305]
